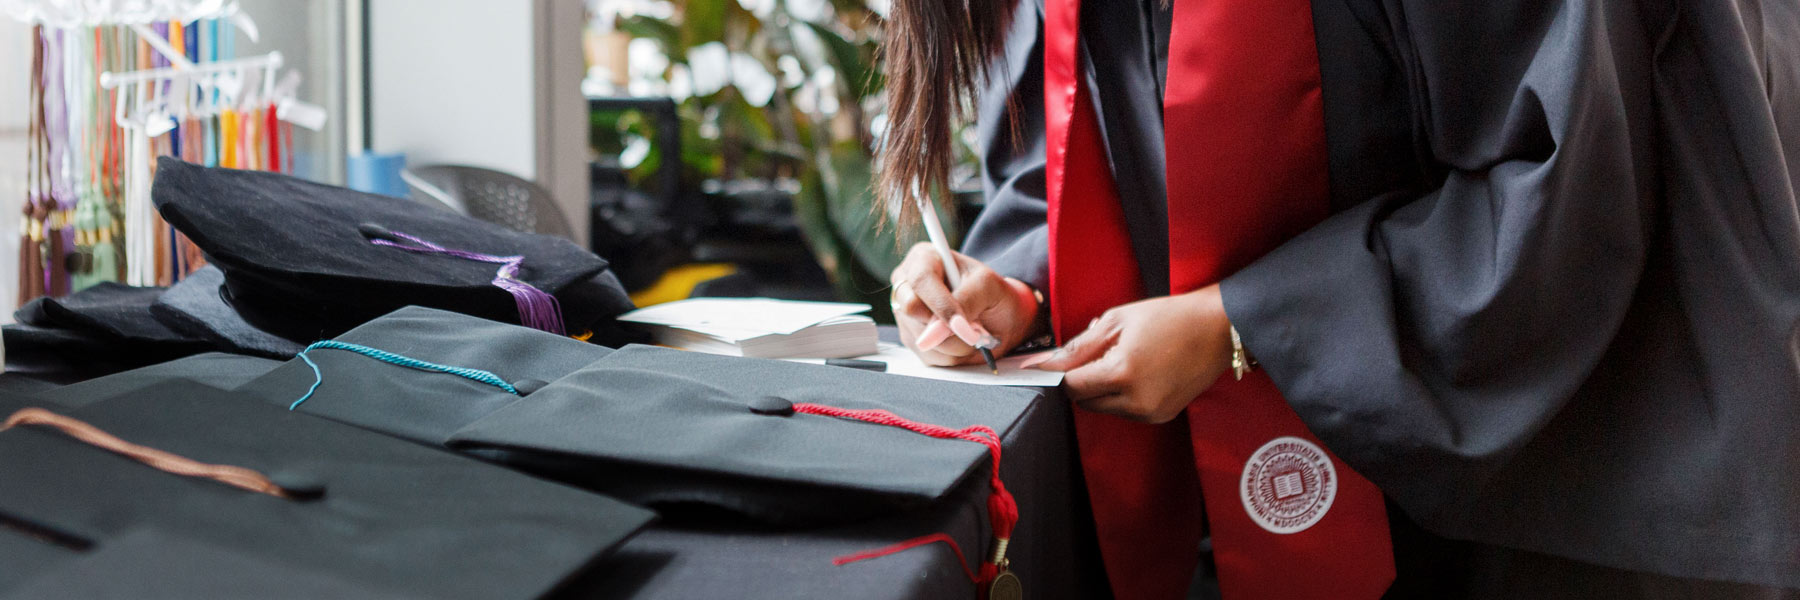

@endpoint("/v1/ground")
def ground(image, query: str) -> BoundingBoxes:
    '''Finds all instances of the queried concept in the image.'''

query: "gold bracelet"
[1230,326,1255,380]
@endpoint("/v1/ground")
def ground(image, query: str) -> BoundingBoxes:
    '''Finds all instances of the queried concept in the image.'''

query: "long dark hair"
[876,0,1017,229]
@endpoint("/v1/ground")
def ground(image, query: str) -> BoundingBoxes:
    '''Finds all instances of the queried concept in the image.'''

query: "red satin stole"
[1045,0,1396,598]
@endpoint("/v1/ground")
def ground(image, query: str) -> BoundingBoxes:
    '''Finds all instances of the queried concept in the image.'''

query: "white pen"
[915,191,1001,373]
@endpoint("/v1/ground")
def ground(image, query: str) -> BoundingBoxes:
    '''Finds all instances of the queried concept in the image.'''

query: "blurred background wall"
[0,0,985,320]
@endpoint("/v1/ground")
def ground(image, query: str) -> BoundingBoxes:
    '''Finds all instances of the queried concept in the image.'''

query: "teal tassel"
[290,340,519,410]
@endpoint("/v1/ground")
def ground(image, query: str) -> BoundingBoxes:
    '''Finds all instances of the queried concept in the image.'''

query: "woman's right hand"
[890,242,1042,366]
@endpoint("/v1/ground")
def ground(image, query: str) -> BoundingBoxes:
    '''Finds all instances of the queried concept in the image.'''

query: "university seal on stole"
[1240,436,1337,534]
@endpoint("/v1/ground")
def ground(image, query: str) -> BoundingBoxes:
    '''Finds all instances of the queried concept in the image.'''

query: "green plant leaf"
[802,21,882,99]
[792,167,897,323]
[616,15,684,63]
[789,143,955,323]
[606,0,959,318]
[682,0,728,46]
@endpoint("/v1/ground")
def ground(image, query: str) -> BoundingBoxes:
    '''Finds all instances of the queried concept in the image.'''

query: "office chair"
[404,165,575,241]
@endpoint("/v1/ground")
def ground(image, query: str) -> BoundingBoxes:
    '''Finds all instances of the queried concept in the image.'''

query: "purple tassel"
[360,225,566,335]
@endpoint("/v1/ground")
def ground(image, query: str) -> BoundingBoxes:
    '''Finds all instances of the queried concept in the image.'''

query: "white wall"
[368,0,590,244]
[369,0,538,179]
[238,0,348,184]
[536,0,589,244]
[0,20,31,318]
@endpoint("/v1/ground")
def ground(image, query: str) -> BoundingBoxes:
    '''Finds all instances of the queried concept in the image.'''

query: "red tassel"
[798,403,1017,594]
[833,533,979,584]
[266,102,281,172]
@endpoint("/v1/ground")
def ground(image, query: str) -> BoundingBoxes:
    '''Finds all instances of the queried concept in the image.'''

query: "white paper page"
[619,298,873,337]
[795,344,1065,387]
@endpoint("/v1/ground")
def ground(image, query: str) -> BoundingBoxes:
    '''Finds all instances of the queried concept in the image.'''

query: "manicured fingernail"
[916,319,953,351]
[949,314,986,346]
[1020,352,1053,369]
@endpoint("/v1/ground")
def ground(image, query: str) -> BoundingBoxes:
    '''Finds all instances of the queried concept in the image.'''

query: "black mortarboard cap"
[30,282,207,353]
[0,388,35,416]
[553,269,644,346]
[151,157,633,342]
[1,527,409,599]
[0,374,59,398]
[31,352,282,409]
[237,306,612,445]
[150,265,305,359]
[446,345,1041,524]
[4,283,215,382]
[0,382,655,598]
[1,322,134,384]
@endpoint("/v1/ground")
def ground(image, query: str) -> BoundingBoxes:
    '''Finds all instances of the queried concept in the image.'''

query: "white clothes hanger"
[2,0,256,37]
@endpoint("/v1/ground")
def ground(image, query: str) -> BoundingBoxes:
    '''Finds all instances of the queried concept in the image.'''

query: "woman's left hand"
[1031,284,1235,424]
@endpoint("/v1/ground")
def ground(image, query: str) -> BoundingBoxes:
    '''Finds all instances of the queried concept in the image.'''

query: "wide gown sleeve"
[961,0,1051,292]
[1220,0,1659,524]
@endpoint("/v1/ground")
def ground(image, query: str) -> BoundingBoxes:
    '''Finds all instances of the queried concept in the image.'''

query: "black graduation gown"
[963,0,1800,591]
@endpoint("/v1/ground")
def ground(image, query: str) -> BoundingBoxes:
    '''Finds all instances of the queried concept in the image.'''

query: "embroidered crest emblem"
[1240,436,1336,534]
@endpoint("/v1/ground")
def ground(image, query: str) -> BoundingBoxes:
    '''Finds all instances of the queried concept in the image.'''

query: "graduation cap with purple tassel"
[148,157,634,345]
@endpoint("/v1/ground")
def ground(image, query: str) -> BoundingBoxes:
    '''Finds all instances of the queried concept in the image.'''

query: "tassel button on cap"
[748,396,796,417]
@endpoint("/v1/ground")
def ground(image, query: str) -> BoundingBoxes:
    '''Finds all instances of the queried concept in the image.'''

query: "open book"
[617,298,878,359]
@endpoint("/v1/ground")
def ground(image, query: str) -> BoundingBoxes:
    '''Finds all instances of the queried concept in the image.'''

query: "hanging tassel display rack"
[9,0,326,301]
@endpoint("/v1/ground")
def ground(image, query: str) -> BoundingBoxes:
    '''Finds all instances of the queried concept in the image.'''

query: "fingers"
[1035,311,1122,371]
[892,243,966,355]
[1071,393,1131,418]
[952,251,989,282]
[948,314,995,347]
[1076,394,1180,424]
[1021,304,1125,403]
[897,305,975,362]
[1062,352,1128,402]
[896,242,944,283]
[897,314,977,366]
[893,244,1015,362]
[1065,352,1191,423]
[889,280,933,325]
[1043,311,1129,408]
[918,330,980,366]
[920,347,980,367]
[943,263,1034,358]
[1019,351,1054,370]
[895,243,963,323]
[916,318,953,351]
[949,265,1007,347]
[1065,355,1185,424]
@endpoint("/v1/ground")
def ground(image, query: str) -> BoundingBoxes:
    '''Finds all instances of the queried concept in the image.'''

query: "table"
[1,332,1112,599]
[556,387,1110,599]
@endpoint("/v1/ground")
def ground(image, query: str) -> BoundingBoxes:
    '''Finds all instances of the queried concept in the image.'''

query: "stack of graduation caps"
[148,157,636,354]
[5,159,639,384]
[5,282,216,382]
[0,383,654,598]
[238,306,1042,525]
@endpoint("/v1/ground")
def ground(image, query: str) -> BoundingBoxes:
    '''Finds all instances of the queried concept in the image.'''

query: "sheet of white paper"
[794,344,1065,387]
[619,298,872,336]
[667,314,874,344]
